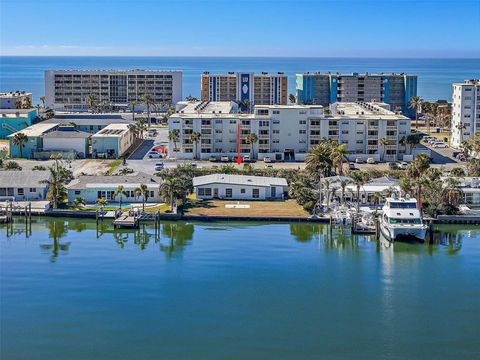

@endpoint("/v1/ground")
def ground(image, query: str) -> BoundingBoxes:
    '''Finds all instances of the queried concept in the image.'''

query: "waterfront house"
[193,174,288,200]
[0,170,50,201]
[0,108,38,139]
[66,172,163,204]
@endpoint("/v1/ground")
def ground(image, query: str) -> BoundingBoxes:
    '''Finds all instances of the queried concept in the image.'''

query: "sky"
[0,0,479,58]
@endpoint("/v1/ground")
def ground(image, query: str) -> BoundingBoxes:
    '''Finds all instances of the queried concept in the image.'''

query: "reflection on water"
[1,218,477,259]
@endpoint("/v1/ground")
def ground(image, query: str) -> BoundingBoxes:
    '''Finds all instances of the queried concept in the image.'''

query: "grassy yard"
[104,159,122,175]
[183,199,309,218]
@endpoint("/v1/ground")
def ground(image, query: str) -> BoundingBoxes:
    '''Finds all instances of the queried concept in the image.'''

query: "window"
[299,130,306,134]
[198,188,212,196]
[273,110,280,115]
[273,120,280,124]
[241,188,246,194]
[257,109,269,115]
[29,188,36,193]
[225,188,233,198]
[252,189,260,198]
[273,130,280,134]
[17,188,24,195]
[74,190,81,195]
[299,120,306,125]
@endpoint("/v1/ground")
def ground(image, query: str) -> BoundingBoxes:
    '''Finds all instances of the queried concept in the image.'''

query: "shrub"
[32,165,47,171]
[4,161,22,170]
[302,200,316,212]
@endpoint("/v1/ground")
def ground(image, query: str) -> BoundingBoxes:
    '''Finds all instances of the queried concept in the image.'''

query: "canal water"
[1,218,479,359]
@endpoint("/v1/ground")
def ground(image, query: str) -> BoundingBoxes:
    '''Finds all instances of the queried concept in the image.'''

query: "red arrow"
[237,123,242,165]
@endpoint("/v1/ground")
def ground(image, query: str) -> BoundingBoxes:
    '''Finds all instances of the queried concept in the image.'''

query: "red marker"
[237,124,242,165]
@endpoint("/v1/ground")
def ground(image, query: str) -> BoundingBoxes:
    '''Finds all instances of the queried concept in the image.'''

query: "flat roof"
[42,129,91,139]
[332,102,408,120]
[66,172,162,190]
[47,69,182,74]
[8,123,58,137]
[0,92,32,98]
[297,72,415,77]
[92,123,130,137]
[44,114,133,126]
[193,174,287,187]
[178,101,235,115]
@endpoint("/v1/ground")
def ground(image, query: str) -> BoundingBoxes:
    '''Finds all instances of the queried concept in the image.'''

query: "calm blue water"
[1,218,479,359]
[1,56,479,103]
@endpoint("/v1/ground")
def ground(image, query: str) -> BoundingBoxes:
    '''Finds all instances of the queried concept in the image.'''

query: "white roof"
[8,123,57,137]
[92,123,129,137]
[193,174,287,187]
[177,101,235,115]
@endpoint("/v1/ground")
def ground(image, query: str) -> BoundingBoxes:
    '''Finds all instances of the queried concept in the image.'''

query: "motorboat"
[331,205,354,227]
[379,196,428,241]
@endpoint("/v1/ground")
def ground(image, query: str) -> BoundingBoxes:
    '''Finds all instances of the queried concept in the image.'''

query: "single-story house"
[42,114,133,134]
[91,123,134,159]
[0,170,51,201]
[42,126,90,158]
[443,177,480,207]
[8,123,58,158]
[66,172,163,204]
[193,174,288,200]
[0,108,38,139]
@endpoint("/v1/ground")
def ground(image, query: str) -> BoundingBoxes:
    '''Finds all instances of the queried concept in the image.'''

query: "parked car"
[388,162,398,170]
[398,161,409,170]
[366,157,376,164]
[147,129,157,137]
[432,142,448,148]
[209,155,217,162]
[148,151,161,159]
[457,154,466,161]
[355,158,365,164]
[220,155,229,162]
[265,164,273,168]
[154,162,164,171]
[191,162,197,168]
[349,162,356,170]
[422,136,436,143]
[243,154,251,163]
[264,156,272,163]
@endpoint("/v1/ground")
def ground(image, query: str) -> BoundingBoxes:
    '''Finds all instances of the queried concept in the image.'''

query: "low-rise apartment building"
[201,72,288,107]
[0,91,33,109]
[168,101,411,162]
[451,79,480,148]
[91,123,134,159]
[0,108,38,139]
[296,72,417,117]
[45,70,183,111]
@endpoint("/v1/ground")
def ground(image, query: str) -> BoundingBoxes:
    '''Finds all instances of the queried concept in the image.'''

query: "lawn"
[183,199,309,218]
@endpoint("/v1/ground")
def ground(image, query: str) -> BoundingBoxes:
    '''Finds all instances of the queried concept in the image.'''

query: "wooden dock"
[113,212,140,228]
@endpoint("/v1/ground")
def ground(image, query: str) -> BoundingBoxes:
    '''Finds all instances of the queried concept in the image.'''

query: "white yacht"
[380,196,428,242]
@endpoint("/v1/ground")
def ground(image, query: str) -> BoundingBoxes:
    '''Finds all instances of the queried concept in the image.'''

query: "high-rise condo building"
[451,79,480,148]
[201,72,288,106]
[45,70,183,111]
[296,72,417,117]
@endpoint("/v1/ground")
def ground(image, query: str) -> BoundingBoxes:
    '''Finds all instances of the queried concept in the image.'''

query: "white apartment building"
[168,101,411,162]
[45,70,183,111]
[0,91,33,109]
[451,79,480,148]
[201,72,288,107]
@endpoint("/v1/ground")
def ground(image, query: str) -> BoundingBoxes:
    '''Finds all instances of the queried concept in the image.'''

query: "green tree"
[129,100,139,122]
[409,96,423,130]
[190,131,201,160]
[245,133,258,160]
[289,93,296,104]
[339,179,350,205]
[332,143,349,175]
[349,171,369,213]
[134,184,149,212]
[12,132,28,158]
[73,197,86,208]
[142,93,155,127]
[159,176,184,210]
[96,197,108,206]
[114,185,128,209]
[169,129,180,152]
[406,154,430,210]
[86,93,98,113]
[379,137,389,162]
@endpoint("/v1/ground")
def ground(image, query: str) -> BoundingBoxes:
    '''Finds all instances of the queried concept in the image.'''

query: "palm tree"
[245,133,258,160]
[405,134,420,150]
[159,176,183,210]
[372,192,382,215]
[323,179,332,208]
[39,96,46,108]
[409,96,423,129]
[190,131,201,160]
[450,167,466,177]
[96,197,108,206]
[456,121,467,146]
[406,153,430,210]
[169,129,180,152]
[379,137,389,162]
[73,197,86,208]
[332,143,349,175]
[289,94,296,104]
[339,179,350,205]
[114,185,128,209]
[12,132,28,158]
[41,166,67,209]
[349,171,369,213]
[136,118,148,139]
[127,123,139,140]
[142,94,155,127]
[129,100,139,122]
[86,93,98,113]
[134,184,149,212]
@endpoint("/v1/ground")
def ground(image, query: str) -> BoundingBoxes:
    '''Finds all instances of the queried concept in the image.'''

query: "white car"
[243,154,251,162]
[432,142,448,148]
[220,155,229,162]
[366,157,376,164]
[398,162,409,170]
[154,162,164,171]
[264,156,272,163]
[148,151,161,158]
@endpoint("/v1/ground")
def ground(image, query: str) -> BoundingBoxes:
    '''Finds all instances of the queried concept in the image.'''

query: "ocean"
[0,56,479,104]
